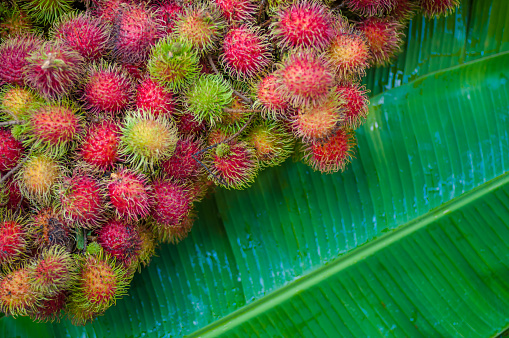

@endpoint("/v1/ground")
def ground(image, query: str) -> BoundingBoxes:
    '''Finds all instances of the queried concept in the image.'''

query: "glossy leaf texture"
[1,0,509,336]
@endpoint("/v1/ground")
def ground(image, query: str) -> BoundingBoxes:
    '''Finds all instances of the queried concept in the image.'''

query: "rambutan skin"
[161,137,204,182]
[0,35,42,87]
[107,169,152,221]
[0,218,28,266]
[135,78,176,118]
[22,0,73,25]
[78,120,121,170]
[0,86,41,121]
[214,0,257,23]
[254,73,290,119]
[0,128,24,173]
[303,128,356,173]
[327,25,370,80]
[344,0,397,17]
[96,219,142,266]
[0,178,29,211]
[31,207,71,250]
[357,17,404,67]
[420,0,460,18]
[336,83,369,129]
[28,290,67,323]
[175,112,207,137]
[16,154,63,204]
[152,0,184,37]
[0,267,40,317]
[151,178,192,228]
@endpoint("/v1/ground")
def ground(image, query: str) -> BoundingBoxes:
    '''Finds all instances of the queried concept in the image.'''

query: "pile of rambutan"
[0,0,459,325]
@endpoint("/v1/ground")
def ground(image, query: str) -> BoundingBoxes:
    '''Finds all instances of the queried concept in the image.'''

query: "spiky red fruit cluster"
[96,219,141,266]
[214,0,256,23]
[0,35,42,86]
[78,120,121,170]
[0,128,24,173]
[135,78,176,117]
[107,169,151,221]
[151,179,192,228]
[161,137,203,182]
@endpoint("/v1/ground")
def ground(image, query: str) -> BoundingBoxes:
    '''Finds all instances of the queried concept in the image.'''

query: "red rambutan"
[28,290,67,322]
[151,178,192,228]
[0,128,24,173]
[0,267,40,317]
[81,61,135,116]
[0,178,29,211]
[302,128,355,173]
[336,83,369,129]
[0,216,28,266]
[106,168,152,221]
[135,222,156,269]
[0,35,42,87]
[96,219,141,266]
[214,0,257,23]
[135,78,176,118]
[254,73,290,119]
[153,0,184,37]
[327,25,370,80]
[78,120,121,170]
[344,0,397,17]
[420,0,460,18]
[175,112,207,137]
[161,137,204,182]
[93,0,129,22]
[357,17,404,67]
[220,25,272,80]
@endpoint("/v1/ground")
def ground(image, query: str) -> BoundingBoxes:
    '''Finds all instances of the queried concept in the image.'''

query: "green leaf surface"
[1,0,509,336]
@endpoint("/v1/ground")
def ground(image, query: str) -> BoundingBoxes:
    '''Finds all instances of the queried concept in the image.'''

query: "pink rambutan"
[135,78,176,118]
[151,178,192,228]
[120,61,147,81]
[58,172,106,228]
[343,0,397,16]
[254,73,290,119]
[277,51,334,107]
[214,0,257,23]
[206,141,258,189]
[0,35,42,86]
[161,137,204,182]
[24,41,84,99]
[357,17,404,67]
[31,207,71,250]
[51,12,111,62]
[175,112,207,137]
[336,83,369,129]
[271,0,334,51]
[327,25,370,80]
[112,2,160,64]
[78,120,121,170]
[81,61,135,116]
[302,128,355,173]
[0,217,28,266]
[96,219,141,266]
[106,168,151,221]
[93,0,129,22]
[220,25,272,80]
[420,0,460,18]
[152,0,184,37]
[0,128,24,173]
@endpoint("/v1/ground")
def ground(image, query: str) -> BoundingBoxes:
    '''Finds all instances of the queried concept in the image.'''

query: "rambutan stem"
[207,55,220,76]
[191,153,228,186]
[0,120,25,127]
[0,152,30,185]
[232,90,253,105]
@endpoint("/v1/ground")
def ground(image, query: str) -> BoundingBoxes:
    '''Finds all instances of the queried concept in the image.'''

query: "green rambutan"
[277,51,334,107]
[16,153,63,204]
[112,2,160,64]
[219,96,253,133]
[70,252,129,314]
[0,128,24,173]
[420,0,460,18]
[220,25,272,80]
[0,214,29,266]
[135,78,176,118]
[302,128,355,173]
[185,74,233,126]
[96,219,142,267]
[150,178,192,230]
[0,86,41,121]
[31,207,71,250]
[28,290,67,323]
[78,120,121,170]
[22,0,73,25]
[80,61,135,117]
[24,41,84,100]
[213,0,257,23]
[51,12,111,62]
[271,0,334,51]
[28,245,77,296]
[336,82,369,129]
[174,3,226,54]
[206,141,258,189]
[0,35,43,87]
[148,36,200,91]
[161,137,204,183]
[244,119,295,167]
[357,17,404,67]
[343,0,397,17]
[106,168,152,221]
[119,109,179,171]
[253,73,290,119]
[58,171,106,228]
[0,266,40,317]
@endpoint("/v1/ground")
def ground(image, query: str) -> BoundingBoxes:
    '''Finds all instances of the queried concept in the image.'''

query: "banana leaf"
[1,0,509,336]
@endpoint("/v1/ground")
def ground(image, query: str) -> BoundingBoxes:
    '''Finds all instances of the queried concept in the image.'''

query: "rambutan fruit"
[185,74,233,126]
[80,61,135,117]
[66,301,98,326]
[70,252,129,314]
[290,93,345,143]
[219,96,253,133]
[135,78,176,118]
[16,154,63,204]
[174,3,226,54]
[206,141,258,189]
[175,111,207,137]
[0,35,42,87]
[120,60,147,81]
[28,245,76,296]
[78,120,121,171]
[106,168,151,221]
[135,222,156,269]
[96,219,141,266]
[152,0,184,37]
[22,0,73,25]
[119,109,179,171]
[253,73,290,119]
[389,0,418,23]
[207,128,231,145]
[0,178,29,211]
[151,210,194,244]
[336,83,369,129]
[0,6,35,39]
[112,2,160,64]
[58,172,106,228]
[31,207,71,249]
[302,128,355,173]
[221,25,272,80]
[420,0,460,18]
[343,0,397,17]
[0,214,29,266]
[24,101,83,155]
[277,51,334,107]
[0,266,40,317]
[161,137,204,182]
[150,178,192,229]
[271,1,334,51]
[92,0,129,22]
[148,36,200,91]
[357,17,404,67]
[24,41,84,100]
[51,12,111,62]
[327,25,370,80]
[213,0,257,23]
[0,128,24,173]
[28,290,67,322]
[244,119,295,167]
[0,86,41,121]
